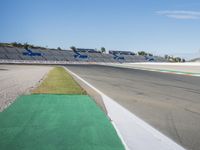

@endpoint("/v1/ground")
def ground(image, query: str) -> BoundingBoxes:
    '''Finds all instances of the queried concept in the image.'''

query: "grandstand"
[0,45,167,63]
[109,50,144,62]
[190,57,200,62]
[76,48,101,53]
[109,50,136,55]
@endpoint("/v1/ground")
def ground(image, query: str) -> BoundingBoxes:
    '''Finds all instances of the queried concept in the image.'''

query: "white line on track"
[65,67,186,150]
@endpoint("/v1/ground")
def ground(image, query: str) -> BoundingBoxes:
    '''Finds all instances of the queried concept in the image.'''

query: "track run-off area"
[65,64,200,150]
[0,65,52,111]
[1,64,200,150]
[0,66,124,150]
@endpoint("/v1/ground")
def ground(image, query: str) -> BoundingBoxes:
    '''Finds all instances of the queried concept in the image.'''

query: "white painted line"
[111,121,130,150]
[65,67,186,150]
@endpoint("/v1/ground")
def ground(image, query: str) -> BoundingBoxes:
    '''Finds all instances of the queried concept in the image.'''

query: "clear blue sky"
[0,0,200,59]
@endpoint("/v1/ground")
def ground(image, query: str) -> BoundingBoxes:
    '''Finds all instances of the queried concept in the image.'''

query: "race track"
[66,64,200,150]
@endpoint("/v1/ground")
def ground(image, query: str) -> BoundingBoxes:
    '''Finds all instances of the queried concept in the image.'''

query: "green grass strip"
[0,94,124,150]
[32,67,86,94]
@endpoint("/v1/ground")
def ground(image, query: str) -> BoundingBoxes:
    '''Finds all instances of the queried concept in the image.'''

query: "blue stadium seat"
[73,50,88,59]
[23,49,42,56]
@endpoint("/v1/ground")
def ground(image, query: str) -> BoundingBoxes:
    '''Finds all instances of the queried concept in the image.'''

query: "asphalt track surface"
[65,64,200,150]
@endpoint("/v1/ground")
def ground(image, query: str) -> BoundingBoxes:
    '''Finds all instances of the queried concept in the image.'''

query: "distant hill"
[0,42,48,50]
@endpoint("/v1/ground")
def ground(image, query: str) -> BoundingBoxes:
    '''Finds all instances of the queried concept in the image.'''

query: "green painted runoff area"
[0,67,124,149]
[0,94,124,150]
